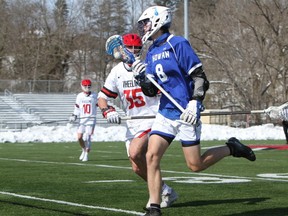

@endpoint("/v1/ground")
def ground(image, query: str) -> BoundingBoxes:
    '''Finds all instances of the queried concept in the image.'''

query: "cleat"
[144,208,161,216]
[160,188,178,208]
[226,137,256,161]
[81,152,88,162]
[146,188,178,209]
[79,150,85,161]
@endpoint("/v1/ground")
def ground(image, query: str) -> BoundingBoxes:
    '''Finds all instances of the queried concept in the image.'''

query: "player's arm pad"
[139,76,159,97]
[190,66,210,101]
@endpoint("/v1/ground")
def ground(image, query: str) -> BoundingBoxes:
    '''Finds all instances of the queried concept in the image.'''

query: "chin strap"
[84,91,91,96]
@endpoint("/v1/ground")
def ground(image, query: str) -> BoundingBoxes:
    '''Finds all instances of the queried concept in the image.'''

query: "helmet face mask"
[122,33,143,57]
[138,19,152,41]
[137,6,172,44]
[81,79,92,93]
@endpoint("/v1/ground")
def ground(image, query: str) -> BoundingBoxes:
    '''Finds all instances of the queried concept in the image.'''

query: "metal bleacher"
[0,90,126,130]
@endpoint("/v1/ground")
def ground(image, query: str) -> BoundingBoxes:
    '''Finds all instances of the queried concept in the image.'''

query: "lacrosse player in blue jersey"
[132,6,256,216]
[99,33,178,208]
[280,107,288,144]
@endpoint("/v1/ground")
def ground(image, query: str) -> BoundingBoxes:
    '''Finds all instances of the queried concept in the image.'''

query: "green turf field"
[0,140,287,216]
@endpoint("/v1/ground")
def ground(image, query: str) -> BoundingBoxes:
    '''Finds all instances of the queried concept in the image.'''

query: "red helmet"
[122,33,142,47]
[81,79,92,93]
[81,79,91,86]
[122,33,142,60]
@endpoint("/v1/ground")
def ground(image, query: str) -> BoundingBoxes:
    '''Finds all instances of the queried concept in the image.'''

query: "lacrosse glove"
[102,106,121,124]
[132,60,146,84]
[180,100,205,124]
[69,114,77,123]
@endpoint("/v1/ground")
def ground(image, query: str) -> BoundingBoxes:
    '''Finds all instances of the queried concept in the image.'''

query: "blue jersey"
[145,33,202,120]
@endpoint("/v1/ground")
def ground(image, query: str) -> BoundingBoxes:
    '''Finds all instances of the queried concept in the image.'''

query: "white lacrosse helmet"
[81,79,92,94]
[137,6,172,44]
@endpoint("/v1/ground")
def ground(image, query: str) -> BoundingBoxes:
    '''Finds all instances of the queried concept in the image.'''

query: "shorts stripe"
[137,128,151,138]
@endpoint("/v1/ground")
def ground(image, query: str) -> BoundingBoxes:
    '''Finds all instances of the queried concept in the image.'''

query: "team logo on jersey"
[152,51,170,62]
[123,80,139,88]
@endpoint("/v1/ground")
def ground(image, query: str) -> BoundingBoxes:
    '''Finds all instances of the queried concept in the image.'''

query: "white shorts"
[77,124,95,136]
[151,113,201,146]
[125,119,154,156]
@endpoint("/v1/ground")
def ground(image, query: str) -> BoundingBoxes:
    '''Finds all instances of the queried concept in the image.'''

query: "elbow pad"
[139,76,158,97]
[190,67,210,101]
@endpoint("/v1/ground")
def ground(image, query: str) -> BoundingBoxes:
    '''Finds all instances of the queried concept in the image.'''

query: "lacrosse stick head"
[264,102,288,120]
[265,106,281,119]
[105,35,135,64]
[279,104,288,121]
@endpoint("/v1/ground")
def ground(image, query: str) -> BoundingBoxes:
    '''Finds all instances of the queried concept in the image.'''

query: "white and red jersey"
[73,92,98,125]
[98,62,159,117]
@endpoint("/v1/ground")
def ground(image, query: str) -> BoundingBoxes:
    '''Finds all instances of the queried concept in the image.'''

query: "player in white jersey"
[69,79,97,162]
[132,6,256,216]
[98,33,178,208]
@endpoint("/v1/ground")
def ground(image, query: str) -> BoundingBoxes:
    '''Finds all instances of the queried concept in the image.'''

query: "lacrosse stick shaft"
[36,119,69,125]
[119,111,258,120]
[120,115,156,120]
[201,110,263,116]
[200,102,287,117]
[35,102,288,124]
[119,109,268,120]
[39,115,97,124]
[146,75,185,113]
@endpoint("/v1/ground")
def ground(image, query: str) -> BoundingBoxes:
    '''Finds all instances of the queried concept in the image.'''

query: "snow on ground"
[0,123,284,143]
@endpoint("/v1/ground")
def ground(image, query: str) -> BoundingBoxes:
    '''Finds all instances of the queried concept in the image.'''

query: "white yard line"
[1,157,288,214]
[0,191,143,216]
[0,157,288,183]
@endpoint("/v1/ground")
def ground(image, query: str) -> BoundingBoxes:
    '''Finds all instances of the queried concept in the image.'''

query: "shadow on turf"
[225,207,288,216]
[0,200,89,216]
[172,198,288,215]
[172,197,269,208]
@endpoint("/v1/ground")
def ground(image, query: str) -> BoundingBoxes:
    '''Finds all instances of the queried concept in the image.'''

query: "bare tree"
[176,0,288,122]
[1,0,287,123]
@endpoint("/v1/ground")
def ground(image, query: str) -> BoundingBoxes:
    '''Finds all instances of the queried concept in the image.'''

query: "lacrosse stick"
[143,75,288,121]
[29,119,70,126]
[105,35,185,113]
[105,35,135,64]
[105,35,288,121]
[33,115,98,126]
[263,102,288,120]
[119,102,288,120]
[146,74,185,112]
[120,115,156,120]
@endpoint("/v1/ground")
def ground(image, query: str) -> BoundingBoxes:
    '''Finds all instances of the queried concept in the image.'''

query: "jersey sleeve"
[99,69,119,99]
[73,94,81,116]
[173,37,202,76]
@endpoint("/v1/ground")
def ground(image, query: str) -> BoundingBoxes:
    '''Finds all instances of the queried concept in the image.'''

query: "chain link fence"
[0,79,104,94]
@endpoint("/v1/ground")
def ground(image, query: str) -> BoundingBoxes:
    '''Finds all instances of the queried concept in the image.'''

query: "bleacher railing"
[0,79,122,109]
[0,80,126,131]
